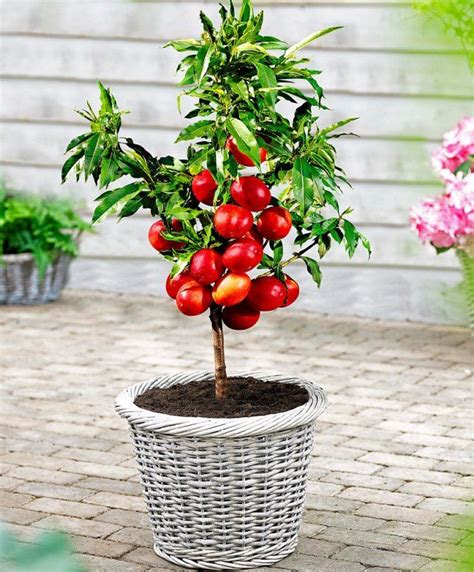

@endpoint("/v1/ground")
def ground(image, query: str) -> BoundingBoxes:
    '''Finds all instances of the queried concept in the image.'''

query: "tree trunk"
[210,303,228,400]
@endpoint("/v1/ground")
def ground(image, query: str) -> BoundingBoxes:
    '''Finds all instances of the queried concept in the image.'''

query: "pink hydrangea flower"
[431,116,474,183]
[410,178,473,249]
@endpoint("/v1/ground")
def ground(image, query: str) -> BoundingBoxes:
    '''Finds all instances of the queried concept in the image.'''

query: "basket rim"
[115,370,327,438]
[1,252,72,263]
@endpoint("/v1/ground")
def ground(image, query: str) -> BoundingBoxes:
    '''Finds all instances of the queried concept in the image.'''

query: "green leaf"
[200,11,215,38]
[65,132,93,153]
[239,0,252,22]
[320,117,358,136]
[164,39,200,52]
[292,157,314,215]
[61,149,84,183]
[175,120,213,142]
[301,256,322,287]
[255,63,277,109]
[118,195,142,219]
[98,81,113,113]
[256,35,288,50]
[92,182,142,223]
[83,133,101,179]
[225,117,260,165]
[343,219,358,257]
[272,241,284,265]
[228,79,249,101]
[285,26,343,58]
[167,206,202,220]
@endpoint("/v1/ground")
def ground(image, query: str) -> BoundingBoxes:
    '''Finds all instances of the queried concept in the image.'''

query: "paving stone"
[401,539,470,561]
[6,467,83,486]
[70,534,134,559]
[0,491,34,508]
[33,515,121,539]
[94,508,151,529]
[376,521,467,544]
[79,554,149,571]
[59,460,136,480]
[416,498,474,515]
[85,492,146,512]
[305,510,385,531]
[14,482,94,502]
[399,482,472,501]
[107,527,154,547]
[334,545,429,569]
[436,514,474,532]
[315,526,407,550]
[122,547,182,569]
[320,471,405,492]
[356,503,443,525]
[24,497,108,518]
[339,487,424,507]
[378,467,458,485]
[0,507,44,525]
[276,552,365,571]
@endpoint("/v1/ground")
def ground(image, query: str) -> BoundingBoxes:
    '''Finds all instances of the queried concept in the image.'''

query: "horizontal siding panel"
[0,1,458,53]
[1,79,470,140]
[77,215,456,269]
[0,121,437,182]
[1,36,471,97]
[0,164,440,226]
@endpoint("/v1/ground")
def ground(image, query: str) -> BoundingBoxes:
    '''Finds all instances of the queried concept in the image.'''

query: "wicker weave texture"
[0,253,71,305]
[116,371,327,570]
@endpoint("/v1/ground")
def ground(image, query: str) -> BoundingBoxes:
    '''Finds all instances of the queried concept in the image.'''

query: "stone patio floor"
[1,290,473,572]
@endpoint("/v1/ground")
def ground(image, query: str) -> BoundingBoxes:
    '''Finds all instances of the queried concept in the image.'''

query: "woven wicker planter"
[116,371,327,570]
[0,253,72,305]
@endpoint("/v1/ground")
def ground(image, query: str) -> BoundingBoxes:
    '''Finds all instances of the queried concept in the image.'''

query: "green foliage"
[0,525,86,572]
[413,0,474,68]
[62,0,370,289]
[0,184,91,278]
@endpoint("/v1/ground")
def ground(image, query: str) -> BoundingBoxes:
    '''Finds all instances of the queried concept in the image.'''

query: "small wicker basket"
[116,370,327,570]
[0,253,72,305]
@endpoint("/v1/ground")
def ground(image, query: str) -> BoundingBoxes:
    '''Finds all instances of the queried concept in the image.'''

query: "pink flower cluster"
[410,117,474,251]
[432,117,474,183]
[410,178,474,249]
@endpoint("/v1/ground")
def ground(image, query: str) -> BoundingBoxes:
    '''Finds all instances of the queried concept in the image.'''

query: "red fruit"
[246,276,286,311]
[243,224,264,244]
[176,281,212,316]
[281,275,299,307]
[226,136,267,167]
[212,273,251,306]
[191,170,217,205]
[189,249,224,285]
[213,204,253,239]
[223,302,260,330]
[171,218,183,232]
[223,239,263,273]
[257,206,292,241]
[230,176,271,212]
[165,271,194,299]
[148,220,184,251]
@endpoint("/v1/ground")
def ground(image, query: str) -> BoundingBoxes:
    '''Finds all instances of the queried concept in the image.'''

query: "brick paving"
[1,290,473,571]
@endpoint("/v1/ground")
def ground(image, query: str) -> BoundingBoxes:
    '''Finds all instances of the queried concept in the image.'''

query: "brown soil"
[134,377,309,418]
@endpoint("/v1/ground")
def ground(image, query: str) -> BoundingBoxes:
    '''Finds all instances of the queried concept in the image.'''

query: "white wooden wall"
[1,0,472,273]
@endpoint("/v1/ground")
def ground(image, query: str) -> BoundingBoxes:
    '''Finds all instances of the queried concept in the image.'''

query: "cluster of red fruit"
[147,137,299,330]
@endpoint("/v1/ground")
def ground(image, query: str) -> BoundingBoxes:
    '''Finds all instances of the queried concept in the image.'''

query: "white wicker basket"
[116,370,327,570]
[0,253,72,305]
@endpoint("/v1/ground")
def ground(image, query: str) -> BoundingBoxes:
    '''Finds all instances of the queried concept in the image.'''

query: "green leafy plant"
[0,526,86,572]
[0,184,91,278]
[62,0,370,399]
[413,0,474,68]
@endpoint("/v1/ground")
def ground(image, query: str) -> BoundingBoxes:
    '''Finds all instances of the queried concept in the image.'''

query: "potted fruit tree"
[62,1,370,568]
